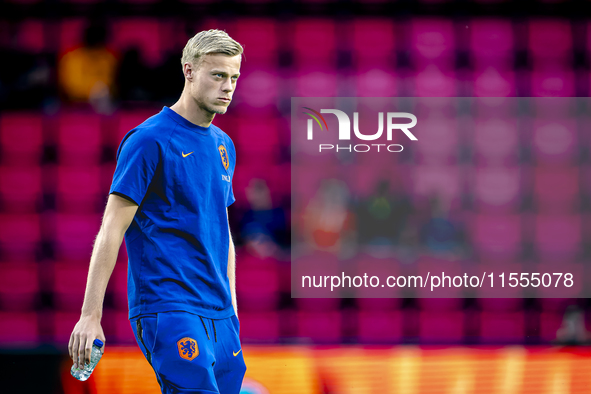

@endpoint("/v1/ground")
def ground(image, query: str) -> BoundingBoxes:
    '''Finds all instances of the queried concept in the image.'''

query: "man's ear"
[183,62,193,81]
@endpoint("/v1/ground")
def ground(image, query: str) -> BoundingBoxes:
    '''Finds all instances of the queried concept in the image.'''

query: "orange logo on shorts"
[177,337,199,361]
[219,145,229,170]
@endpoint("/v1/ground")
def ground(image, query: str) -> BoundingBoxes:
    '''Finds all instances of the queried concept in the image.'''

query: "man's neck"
[170,92,214,128]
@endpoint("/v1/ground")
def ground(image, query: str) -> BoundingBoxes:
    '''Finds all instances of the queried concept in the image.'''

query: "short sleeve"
[226,138,236,207]
[109,130,160,206]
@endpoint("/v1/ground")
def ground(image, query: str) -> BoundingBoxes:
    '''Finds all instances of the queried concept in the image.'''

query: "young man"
[68,29,246,393]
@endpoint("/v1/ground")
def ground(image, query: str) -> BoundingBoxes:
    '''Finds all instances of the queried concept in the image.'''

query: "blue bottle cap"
[93,339,104,348]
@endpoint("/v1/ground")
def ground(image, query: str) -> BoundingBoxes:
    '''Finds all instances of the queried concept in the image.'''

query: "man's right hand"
[68,315,106,370]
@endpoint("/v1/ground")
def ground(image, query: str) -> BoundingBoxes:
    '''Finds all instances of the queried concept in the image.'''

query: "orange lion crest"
[177,337,199,361]
[218,145,229,170]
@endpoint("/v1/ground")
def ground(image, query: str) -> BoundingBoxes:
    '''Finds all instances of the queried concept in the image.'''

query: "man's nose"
[222,79,234,92]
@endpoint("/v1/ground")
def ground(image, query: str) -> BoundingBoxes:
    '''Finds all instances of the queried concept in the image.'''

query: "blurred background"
[1,0,591,392]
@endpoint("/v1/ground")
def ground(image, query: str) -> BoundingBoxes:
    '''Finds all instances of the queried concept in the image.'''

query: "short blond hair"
[181,29,243,67]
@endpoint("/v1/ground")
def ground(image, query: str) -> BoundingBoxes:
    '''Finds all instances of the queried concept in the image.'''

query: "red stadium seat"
[57,112,103,165]
[0,214,41,261]
[470,214,521,260]
[0,312,39,345]
[53,213,101,261]
[110,310,136,344]
[473,117,519,165]
[479,311,525,343]
[16,19,46,53]
[0,166,42,213]
[533,167,579,212]
[411,66,457,96]
[539,311,563,343]
[419,310,464,343]
[357,310,403,343]
[111,110,157,148]
[534,214,581,261]
[232,68,279,111]
[297,310,342,343]
[0,113,43,165]
[58,19,86,53]
[469,19,514,70]
[529,20,572,68]
[351,19,396,68]
[238,311,280,343]
[294,68,338,97]
[235,117,281,165]
[471,166,522,213]
[51,311,81,345]
[472,67,516,97]
[531,70,575,97]
[232,19,278,66]
[0,262,39,311]
[236,256,280,312]
[410,19,455,69]
[110,19,163,67]
[354,68,398,97]
[292,19,337,67]
[531,119,578,165]
[55,165,103,213]
[478,299,524,312]
[412,165,462,207]
[413,116,459,164]
[51,261,90,310]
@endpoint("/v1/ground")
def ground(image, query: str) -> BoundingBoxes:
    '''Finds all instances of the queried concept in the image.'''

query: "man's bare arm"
[227,208,238,318]
[68,193,138,369]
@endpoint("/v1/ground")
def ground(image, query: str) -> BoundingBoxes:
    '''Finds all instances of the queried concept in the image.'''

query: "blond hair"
[181,29,243,67]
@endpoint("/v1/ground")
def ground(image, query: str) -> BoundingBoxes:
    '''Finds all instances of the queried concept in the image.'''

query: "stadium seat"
[412,165,461,207]
[479,311,525,343]
[531,119,578,165]
[470,213,521,260]
[235,117,281,165]
[292,19,337,67]
[351,19,396,68]
[528,19,572,68]
[109,264,128,311]
[0,112,43,165]
[54,165,104,213]
[354,67,398,97]
[0,311,39,345]
[0,165,42,213]
[534,214,581,261]
[0,214,41,261]
[531,70,575,97]
[53,213,101,261]
[297,310,342,343]
[16,19,46,53]
[232,19,278,66]
[411,65,457,96]
[232,68,279,110]
[413,116,459,164]
[533,167,579,212]
[238,311,280,343]
[410,19,455,69]
[57,112,103,165]
[110,310,136,344]
[294,68,339,97]
[51,311,81,345]
[472,67,516,97]
[473,117,519,165]
[539,311,563,343]
[0,262,39,311]
[236,256,280,312]
[51,261,90,310]
[58,18,86,53]
[357,310,403,343]
[109,110,157,150]
[352,254,403,301]
[469,19,514,70]
[110,19,163,67]
[471,166,521,212]
[419,310,464,343]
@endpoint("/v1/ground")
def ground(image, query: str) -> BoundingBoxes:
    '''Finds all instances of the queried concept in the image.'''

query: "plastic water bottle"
[70,339,104,381]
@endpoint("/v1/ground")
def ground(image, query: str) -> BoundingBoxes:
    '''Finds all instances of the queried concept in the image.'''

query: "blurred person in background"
[68,29,246,393]
[58,21,118,112]
[239,178,289,259]
[419,193,467,260]
[302,179,356,257]
[555,305,591,345]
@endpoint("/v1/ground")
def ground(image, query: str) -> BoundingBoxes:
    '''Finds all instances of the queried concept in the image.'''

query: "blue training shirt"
[109,106,236,320]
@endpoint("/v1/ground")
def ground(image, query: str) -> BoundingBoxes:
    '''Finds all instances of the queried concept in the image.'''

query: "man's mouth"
[218,98,231,103]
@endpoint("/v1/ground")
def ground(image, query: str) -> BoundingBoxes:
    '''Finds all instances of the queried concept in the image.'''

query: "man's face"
[188,53,241,115]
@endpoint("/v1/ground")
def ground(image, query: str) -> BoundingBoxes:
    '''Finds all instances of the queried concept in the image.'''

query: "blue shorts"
[130,311,247,393]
